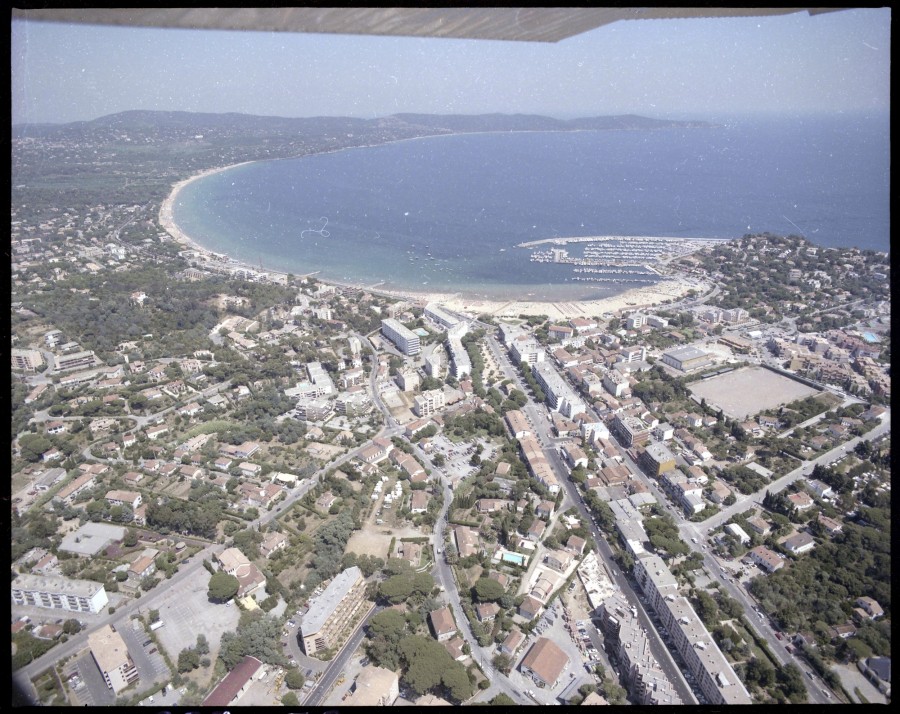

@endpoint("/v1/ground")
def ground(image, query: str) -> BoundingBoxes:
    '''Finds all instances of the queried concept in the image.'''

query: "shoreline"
[158,157,706,319]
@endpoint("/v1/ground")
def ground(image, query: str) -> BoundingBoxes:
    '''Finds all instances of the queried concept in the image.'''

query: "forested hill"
[12,110,710,212]
[13,109,710,140]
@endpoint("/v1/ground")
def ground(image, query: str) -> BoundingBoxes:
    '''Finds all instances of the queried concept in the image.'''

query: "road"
[484,332,698,704]
[12,397,404,704]
[423,448,531,705]
[303,604,382,706]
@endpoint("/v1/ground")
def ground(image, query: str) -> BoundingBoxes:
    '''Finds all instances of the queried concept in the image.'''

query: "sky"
[11,8,891,125]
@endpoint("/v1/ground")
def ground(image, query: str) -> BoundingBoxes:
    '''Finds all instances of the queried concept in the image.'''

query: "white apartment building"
[413,388,446,417]
[381,318,420,356]
[88,624,139,693]
[533,362,585,418]
[12,574,109,614]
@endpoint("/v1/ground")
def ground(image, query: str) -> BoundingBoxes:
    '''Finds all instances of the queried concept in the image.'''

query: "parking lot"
[148,575,241,664]
[507,600,598,705]
[120,616,170,686]
[65,651,115,706]
[429,433,482,485]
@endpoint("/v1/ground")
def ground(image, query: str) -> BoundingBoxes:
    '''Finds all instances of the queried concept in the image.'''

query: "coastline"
[159,159,704,319]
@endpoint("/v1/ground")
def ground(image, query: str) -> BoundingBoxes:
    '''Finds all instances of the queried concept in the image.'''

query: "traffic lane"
[550,450,696,703]
[306,604,380,706]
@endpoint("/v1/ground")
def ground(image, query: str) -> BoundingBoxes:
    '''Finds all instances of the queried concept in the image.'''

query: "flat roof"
[664,345,710,361]
[13,573,106,598]
[87,624,131,673]
[301,566,363,635]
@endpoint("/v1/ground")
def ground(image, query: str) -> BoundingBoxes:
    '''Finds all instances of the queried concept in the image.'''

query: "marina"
[523,234,725,285]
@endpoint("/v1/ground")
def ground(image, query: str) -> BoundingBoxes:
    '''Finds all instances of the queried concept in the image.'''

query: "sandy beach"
[384,275,707,320]
[159,164,704,319]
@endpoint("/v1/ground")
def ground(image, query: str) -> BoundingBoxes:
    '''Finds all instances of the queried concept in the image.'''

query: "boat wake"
[301,216,331,240]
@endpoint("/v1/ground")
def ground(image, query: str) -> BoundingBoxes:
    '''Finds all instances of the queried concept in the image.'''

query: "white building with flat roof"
[381,318,420,356]
[88,624,139,693]
[446,322,472,379]
[533,362,585,418]
[299,566,367,655]
[662,346,713,372]
[12,573,109,614]
[424,303,461,329]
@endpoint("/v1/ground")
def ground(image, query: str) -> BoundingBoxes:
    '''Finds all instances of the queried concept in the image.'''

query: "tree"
[492,653,512,674]
[472,577,506,602]
[489,693,515,706]
[282,692,300,706]
[367,609,407,642]
[148,609,160,623]
[379,574,414,604]
[442,662,474,702]
[62,619,82,635]
[207,571,239,602]
[195,633,209,655]
[398,635,453,694]
[285,668,306,689]
[178,648,200,673]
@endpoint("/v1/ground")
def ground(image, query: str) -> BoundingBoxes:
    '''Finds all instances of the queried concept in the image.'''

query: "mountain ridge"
[13,110,711,138]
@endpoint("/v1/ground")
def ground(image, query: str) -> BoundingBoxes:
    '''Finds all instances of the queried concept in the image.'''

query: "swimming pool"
[862,332,879,343]
[502,552,526,566]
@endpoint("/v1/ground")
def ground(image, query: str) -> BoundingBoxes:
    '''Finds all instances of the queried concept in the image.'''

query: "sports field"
[688,366,820,420]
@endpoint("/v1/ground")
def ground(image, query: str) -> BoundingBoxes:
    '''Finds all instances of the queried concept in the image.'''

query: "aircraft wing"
[11,7,846,43]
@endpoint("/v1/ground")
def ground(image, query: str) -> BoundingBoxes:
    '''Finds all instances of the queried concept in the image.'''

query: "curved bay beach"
[159,162,705,319]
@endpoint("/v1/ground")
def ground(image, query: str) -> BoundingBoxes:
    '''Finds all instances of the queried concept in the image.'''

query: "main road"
[483,331,698,704]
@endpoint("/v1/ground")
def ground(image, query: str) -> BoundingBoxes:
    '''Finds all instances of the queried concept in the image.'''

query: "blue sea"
[172,113,889,301]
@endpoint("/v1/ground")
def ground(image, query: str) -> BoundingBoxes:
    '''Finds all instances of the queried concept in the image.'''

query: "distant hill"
[392,112,708,133]
[13,110,710,139]
[11,110,713,209]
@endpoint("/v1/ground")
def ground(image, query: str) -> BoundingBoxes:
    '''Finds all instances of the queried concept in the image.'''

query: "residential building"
[505,409,531,439]
[429,606,457,641]
[748,546,783,573]
[533,362,585,418]
[725,523,751,545]
[203,655,263,707]
[12,348,44,371]
[501,629,525,656]
[381,318,420,356]
[299,566,367,655]
[639,442,676,477]
[260,532,288,558]
[12,574,109,614]
[520,637,570,688]
[611,413,653,448]
[105,490,142,510]
[345,666,400,706]
[88,624,139,693]
[413,389,446,417]
[855,597,884,620]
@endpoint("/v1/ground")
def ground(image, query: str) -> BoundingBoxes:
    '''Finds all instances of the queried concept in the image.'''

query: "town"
[11,120,891,708]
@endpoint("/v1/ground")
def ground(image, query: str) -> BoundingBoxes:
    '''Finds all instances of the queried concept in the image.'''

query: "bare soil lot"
[688,366,820,420]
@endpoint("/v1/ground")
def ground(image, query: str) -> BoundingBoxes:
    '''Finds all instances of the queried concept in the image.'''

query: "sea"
[172,112,890,301]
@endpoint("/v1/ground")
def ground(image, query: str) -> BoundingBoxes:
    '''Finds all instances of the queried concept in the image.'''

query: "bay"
[172,113,889,301]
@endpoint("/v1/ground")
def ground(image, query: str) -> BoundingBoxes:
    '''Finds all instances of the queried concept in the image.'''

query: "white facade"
[12,574,109,614]
[381,318,421,356]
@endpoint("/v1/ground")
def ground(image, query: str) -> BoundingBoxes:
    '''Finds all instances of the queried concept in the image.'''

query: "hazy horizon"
[12,8,889,126]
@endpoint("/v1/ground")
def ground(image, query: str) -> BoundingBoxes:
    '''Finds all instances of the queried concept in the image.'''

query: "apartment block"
[299,566,367,655]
